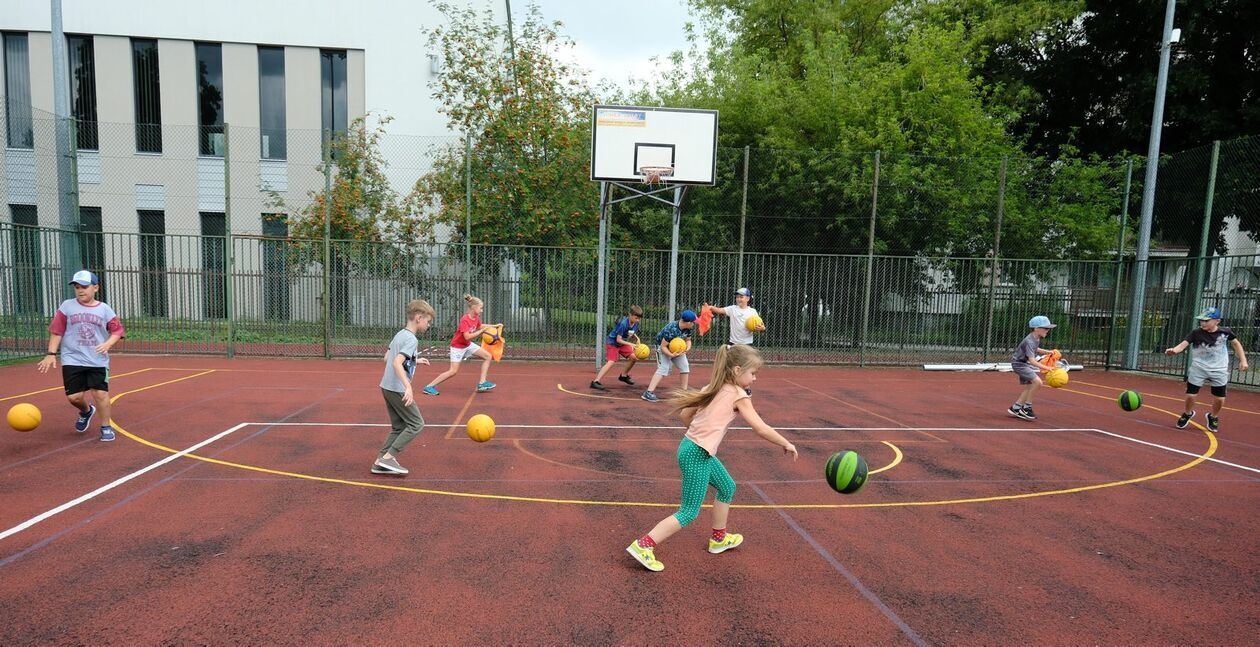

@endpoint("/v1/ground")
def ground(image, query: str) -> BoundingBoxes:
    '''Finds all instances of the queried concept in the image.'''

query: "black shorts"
[63,365,109,395]
[1185,382,1227,398]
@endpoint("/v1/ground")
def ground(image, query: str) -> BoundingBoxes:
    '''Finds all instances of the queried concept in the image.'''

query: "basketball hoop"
[639,165,675,185]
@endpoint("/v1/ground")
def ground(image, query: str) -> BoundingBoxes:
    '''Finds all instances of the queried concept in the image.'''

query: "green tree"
[268,116,429,323]
[414,2,601,321]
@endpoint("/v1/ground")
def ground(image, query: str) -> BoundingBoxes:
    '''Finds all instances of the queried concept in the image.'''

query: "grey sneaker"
[372,455,408,475]
[1206,413,1219,433]
[1176,410,1195,429]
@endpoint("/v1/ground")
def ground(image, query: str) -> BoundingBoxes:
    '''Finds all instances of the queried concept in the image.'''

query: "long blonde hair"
[463,294,483,310]
[671,345,763,413]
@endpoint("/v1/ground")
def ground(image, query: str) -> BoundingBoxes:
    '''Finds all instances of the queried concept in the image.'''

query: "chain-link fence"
[1,107,1257,385]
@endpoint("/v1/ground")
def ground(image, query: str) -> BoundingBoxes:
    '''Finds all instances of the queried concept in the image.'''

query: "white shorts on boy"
[448,344,482,363]
[655,349,690,376]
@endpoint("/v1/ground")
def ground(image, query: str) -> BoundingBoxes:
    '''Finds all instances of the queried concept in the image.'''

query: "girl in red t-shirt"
[422,294,500,395]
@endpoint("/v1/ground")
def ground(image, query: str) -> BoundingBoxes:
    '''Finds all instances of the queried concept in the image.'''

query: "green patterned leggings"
[673,437,736,527]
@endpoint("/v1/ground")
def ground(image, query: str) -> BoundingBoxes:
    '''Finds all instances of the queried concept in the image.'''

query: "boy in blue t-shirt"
[642,310,697,402]
[591,305,643,391]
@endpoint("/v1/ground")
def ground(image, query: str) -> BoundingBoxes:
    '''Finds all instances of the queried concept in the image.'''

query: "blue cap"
[1197,307,1222,320]
[734,287,752,298]
[680,309,697,322]
[1028,315,1056,329]
[69,270,98,286]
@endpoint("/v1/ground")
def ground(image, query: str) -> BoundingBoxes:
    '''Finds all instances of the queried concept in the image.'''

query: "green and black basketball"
[1118,390,1142,412]
[825,450,869,495]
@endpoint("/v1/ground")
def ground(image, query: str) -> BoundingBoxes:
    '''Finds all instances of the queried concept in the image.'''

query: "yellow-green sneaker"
[708,532,744,554]
[626,541,664,572]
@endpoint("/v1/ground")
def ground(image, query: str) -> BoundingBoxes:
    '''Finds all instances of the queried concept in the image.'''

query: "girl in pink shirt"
[626,345,797,572]
[423,294,500,395]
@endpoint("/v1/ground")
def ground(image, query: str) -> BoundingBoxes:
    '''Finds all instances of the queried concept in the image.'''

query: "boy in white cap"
[1164,307,1249,432]
[1008,315,1058,421]
[704,287,765,347]
[36,270,126,441]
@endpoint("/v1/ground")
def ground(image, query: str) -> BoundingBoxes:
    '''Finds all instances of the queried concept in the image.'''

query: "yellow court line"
[109,370,219,406]
[1072,378,1260,416]
[509,439,904,482]
[98,365,1215,510]
[0,367,155,402]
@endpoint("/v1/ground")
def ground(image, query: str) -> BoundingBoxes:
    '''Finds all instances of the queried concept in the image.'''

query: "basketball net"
[639,165,674,186]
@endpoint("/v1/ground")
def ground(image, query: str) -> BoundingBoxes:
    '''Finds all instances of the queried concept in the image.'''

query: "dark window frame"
[138,209,168,317]
[320,49,348,139]
[4,32,35,149]
[10,204,43,314]
[131,38,162,153]
[195,42,224,157]
[200,211,227,319]
[67,34,99,150]
[258,46,286,160]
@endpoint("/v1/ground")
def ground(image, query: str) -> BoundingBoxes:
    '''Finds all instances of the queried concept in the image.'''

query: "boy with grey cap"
[1165,307,1249,432]
[1008,315,1058,421]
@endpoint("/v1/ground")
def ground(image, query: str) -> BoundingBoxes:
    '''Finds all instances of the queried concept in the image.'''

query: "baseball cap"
[1196,307,1223,320]
[680,309,697,322]
[734,287,752,298]
[1028,315,1056,329]
[69,270,98,286]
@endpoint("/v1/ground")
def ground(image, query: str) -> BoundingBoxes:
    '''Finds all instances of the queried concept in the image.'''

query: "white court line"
[1088,428,1260,475]
[246,422,1096,432]
[0,423,249,542]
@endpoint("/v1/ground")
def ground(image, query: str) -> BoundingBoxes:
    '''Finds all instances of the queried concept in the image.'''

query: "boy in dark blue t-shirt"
[641,310,697,402]
[592,305,644,391]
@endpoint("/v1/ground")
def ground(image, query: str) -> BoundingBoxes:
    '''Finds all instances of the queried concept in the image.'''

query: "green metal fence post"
[1105,159,1134,369]
[1192,141,1221,319]
[859,150,880,367]
[981,156,1009,363]
[223,122,235,358]
[322,128,333,359]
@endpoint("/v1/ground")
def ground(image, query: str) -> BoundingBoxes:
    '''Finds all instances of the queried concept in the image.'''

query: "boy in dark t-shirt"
[1165,307,1249,432]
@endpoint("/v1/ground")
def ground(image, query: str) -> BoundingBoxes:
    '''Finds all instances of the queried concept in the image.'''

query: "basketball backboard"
[590,105,718,185]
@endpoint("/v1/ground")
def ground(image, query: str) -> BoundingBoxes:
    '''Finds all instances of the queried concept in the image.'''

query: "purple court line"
[0,391,340,569]
[748,482,931,647]
[0,387,247,474]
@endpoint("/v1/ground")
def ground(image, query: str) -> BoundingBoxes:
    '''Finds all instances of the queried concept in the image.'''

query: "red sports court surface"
[1,356,1257,645]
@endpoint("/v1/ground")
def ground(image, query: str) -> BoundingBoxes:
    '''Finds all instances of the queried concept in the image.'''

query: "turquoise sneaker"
[422,386,439,396]
[626,541,664,572]
[708,532,743,554]
[476,381,496,392]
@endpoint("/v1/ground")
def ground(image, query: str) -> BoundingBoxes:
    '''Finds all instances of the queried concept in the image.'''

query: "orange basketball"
[633,343,650,360]
[746,314,764,332]
[7,403,41,432]
[1045,368,1069,389]
[668,338,687,355]
[466,414,495,442]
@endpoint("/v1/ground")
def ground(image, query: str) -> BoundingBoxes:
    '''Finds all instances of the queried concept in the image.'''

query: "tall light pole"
[1124,0,1178,370]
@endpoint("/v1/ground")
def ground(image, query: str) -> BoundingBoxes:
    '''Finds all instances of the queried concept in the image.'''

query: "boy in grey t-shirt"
[372,299,436,476]
[36,270,126,442]
[1164,307,1250,433]
[1007,315,1058,421]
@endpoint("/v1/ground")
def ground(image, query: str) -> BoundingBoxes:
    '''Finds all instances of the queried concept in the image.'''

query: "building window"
[258,46,286,160]
[10,205,43,314]
[200,212,226,319]
[138,209,167,317]
[4,32,34,148]
[320,50,347,138]
[262,213,289,320]
[67,35,98,150]
[131,38,162,153]
[78,206,105,302]
[195,42,224,156]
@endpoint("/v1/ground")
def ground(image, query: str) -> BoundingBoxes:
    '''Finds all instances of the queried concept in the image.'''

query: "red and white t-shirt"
[49,299,125,368]
[451,313,481,349]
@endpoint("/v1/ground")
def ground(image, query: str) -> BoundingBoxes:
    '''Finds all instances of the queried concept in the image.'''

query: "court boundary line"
[0,422,249,542]
[1086,428,1260,474]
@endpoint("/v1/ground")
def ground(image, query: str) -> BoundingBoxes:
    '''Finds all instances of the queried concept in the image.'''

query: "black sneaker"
[590,380,608,391]
[1018,405,1037,421]
[1206,413,1219,433]
[1007,404,1024,417]
[618,374,635,386]
[1176,410,1195,429]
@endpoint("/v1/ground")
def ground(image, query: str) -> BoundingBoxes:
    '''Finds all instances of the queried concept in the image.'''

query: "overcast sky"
[514,0,703,88]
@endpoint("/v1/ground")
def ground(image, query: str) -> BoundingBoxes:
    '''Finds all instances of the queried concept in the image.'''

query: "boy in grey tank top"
[1164,307,1249,433]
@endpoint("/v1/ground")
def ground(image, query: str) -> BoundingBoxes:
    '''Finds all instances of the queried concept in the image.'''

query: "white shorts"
[449,344,482,363]
[1187,364,1229,388]
[655,349,690,376]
